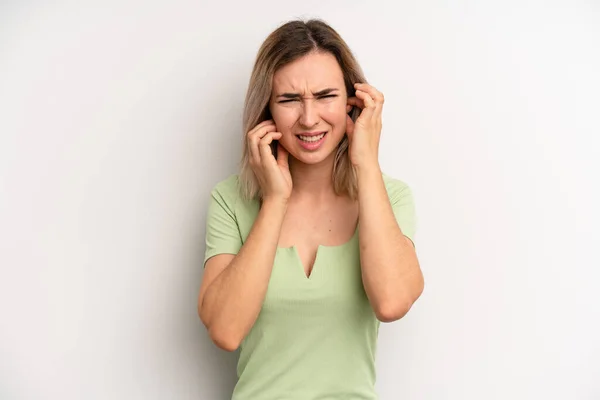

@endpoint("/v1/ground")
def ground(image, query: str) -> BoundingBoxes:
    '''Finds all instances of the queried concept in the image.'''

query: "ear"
[346,104,353,114]
[346,113,355,137]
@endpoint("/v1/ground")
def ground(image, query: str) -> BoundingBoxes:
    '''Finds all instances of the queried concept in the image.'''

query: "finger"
[355,89,376,119]
[276,142,289,168]
[347,96,365,110]
[248,123,276,164]
[249,135,261,166]
[355,89,376,108]
[258,132,282,165]
[248,121,276,139]
[354,83,384,105]
[355,83,384,118]
[248,119,274,135]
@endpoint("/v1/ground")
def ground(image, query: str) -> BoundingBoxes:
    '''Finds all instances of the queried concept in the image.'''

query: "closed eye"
[278,95,337,104]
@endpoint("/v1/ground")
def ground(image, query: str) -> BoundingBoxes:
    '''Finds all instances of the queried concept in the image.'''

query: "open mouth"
[296,132,327,142]
[295,131,327,150]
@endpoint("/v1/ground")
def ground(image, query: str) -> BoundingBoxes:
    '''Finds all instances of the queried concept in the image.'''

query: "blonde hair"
[239,19,366,201]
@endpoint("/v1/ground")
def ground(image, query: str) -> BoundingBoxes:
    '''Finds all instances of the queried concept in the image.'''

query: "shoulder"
[208,174,242,210]
[382,172,413,199]
[382,173,418,241]
[207,174,260,240]
[208,174,260,217]
[211,174,241,196]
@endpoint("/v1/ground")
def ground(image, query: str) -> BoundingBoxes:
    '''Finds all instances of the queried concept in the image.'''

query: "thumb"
[276,143,289,168]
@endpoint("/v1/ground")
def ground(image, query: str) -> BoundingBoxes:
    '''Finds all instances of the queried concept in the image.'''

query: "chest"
[239,197,372,326]
[263,234,369,318]
[277,200,359,278]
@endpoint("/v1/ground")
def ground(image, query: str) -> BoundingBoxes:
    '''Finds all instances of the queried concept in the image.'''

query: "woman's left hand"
[346,83,384,168]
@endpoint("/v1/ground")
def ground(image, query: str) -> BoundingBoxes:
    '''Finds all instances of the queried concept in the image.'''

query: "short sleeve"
[385,176,418,246]
[203,177,243,267]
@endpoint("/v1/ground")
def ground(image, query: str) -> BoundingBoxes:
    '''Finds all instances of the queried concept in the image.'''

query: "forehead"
[272,52,344,92]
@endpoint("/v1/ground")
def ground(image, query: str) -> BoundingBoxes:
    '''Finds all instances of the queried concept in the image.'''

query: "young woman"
[198,19,424,400]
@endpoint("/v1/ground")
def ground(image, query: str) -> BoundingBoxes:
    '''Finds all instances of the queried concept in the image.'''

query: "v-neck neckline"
[277,223,359,280]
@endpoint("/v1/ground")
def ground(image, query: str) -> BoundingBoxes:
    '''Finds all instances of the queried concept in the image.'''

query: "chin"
[292,152,332,165]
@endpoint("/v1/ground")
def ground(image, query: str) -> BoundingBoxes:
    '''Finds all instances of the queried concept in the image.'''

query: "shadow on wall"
[171,203,239,397]
[184,64,247,397]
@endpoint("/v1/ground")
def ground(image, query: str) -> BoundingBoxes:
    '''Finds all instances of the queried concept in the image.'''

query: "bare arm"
[198,198,287,351]
[357,163,424,323]
[347,83,423,322]
[198,120,292,351]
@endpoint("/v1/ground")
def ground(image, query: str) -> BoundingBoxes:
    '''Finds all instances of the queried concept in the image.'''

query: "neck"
[288,152,337,200]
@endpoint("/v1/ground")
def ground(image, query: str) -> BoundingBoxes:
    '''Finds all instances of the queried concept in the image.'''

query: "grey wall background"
[1,1,599,399]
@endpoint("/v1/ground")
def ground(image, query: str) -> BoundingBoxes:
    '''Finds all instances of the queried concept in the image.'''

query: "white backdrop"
[1,1,599,399]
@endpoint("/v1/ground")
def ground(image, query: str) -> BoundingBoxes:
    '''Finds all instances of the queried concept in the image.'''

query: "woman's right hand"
[247,120,292,202]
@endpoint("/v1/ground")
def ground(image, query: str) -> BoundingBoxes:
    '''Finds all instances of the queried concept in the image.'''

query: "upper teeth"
[299,133,325,142]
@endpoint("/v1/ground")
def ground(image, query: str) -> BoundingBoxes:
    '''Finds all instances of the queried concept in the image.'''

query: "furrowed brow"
[276,88,340,99]
[312,88,339,96]
[277,93,302,100]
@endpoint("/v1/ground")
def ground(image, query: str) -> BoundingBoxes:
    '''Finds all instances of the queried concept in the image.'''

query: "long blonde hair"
[239,19,366,201]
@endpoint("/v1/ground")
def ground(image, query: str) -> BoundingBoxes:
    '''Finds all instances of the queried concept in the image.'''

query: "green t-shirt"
[204,173,417,400]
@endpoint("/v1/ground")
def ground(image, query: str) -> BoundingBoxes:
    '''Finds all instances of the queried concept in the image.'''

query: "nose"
[299,100,319,128]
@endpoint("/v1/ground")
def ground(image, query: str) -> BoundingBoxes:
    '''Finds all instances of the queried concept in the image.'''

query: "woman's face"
[269,51,350,166]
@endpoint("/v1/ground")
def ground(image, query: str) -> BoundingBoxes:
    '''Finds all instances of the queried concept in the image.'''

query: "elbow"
[375,300,413,323]
[199,309,241,352]
[197,299,210,329]
[198,299,242,352]
[197,302,240,352]
[208,326,241,352]
[376,280,425,323]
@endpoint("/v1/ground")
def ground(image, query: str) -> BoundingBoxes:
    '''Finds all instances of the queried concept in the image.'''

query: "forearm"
[356,163,423,322]
[202,197,287,347]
